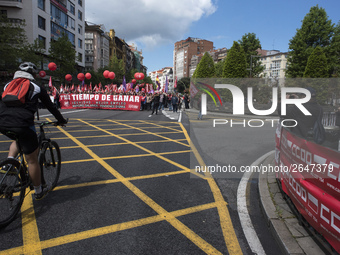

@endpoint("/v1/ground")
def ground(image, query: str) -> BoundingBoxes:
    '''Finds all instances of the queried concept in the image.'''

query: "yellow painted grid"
[0,119,242,255]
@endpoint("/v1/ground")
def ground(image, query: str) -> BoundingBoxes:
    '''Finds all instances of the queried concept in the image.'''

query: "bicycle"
[0,120,64,228]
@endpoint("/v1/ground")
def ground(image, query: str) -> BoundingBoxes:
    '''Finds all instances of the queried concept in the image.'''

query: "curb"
[258,153,326,255]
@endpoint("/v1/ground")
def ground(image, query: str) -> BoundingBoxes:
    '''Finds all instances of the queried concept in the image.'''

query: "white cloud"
[85,0,217,49]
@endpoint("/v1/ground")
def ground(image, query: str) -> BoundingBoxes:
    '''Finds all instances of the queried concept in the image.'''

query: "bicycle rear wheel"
[39,141,61,191]
[0,158,26,228]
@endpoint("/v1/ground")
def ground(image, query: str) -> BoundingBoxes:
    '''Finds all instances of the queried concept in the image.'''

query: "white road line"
[237,150,274,255]
[178,110,182,123]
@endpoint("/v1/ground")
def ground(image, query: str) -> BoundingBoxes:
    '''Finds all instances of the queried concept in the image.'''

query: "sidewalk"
[258,153,327,255]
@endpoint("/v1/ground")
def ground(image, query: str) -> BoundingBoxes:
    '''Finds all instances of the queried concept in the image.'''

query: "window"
[38,0,45,11]
[78,0,82,6]
[78,39,82,49]
[78,24,82,35]
[0,10,7,18]
[38,16,45,30]
[51,4,68,26]
[38,35,46,49]
[69,2,75,15]
[69,17,75,30]
[78,10,82,21]
[78,53,83,62]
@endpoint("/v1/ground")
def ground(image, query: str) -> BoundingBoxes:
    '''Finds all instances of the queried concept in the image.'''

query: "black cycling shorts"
[0,126,39,155]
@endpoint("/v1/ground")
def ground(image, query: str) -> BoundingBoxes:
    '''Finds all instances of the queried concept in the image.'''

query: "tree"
[330,21,340,77]
[109,55,125,84]
[304,46,329,104]
[192,52,215,78]
[48,33,76,83]
[214,59,225,78]
[177,77,190,93]
[223,41,247,78]
[0,15,27,74]
[239,33,264,77]
[304,46,329,78]
[286,5,335,77]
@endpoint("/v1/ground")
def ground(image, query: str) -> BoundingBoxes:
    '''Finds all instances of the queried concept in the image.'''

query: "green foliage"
[192,52,215,78]
[214,59,225,78]
[21,38,46,67]
[48,33,76,83]
[0,16,27,73]
[330,22,340,77]
[239,33,264,77]
[177,77,190,93]
[223,41,247,78]
[304,46,329,78]
[109,55,125,83]
[286,5,335,77]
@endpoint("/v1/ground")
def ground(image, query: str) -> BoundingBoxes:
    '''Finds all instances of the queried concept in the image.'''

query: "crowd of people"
[48,84,191,114]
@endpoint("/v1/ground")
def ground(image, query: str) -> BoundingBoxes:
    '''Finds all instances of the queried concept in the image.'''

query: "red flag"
[89,82,92,92]
[71,84,75,92]
[60,84,64,93]
[49,76,53,89]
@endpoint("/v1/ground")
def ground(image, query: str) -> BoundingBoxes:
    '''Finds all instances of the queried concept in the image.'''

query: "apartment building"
[189,47,227,76]
[84,22,110,72]
[0,0,85,69]
[107,30,146,74]
[259,50,288,79]
[173,37,213,80]
[149,67,174,92]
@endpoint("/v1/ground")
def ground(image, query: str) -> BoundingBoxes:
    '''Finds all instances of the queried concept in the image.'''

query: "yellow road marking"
[62,150,191,164]
[108,120,189,147]
[179,123,243,255]
[21,194,42,255]
[0,202,223,255]
[52,120,223,254]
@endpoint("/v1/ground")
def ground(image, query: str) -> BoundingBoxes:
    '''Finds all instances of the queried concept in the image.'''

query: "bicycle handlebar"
[35,118,68,127]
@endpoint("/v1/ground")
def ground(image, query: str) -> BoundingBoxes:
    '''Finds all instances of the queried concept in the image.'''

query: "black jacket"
[0,71,66,127]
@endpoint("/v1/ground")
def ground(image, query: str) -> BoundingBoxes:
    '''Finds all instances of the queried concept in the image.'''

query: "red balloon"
[131,79,136,84]
[39,71,46,77]
[65,74,72,81]
[85,73,91,79]
[77,73,85,81]
[48,62,57,71]
[103,70,109,78]
[108,72,115,79]
[134,72,145,80]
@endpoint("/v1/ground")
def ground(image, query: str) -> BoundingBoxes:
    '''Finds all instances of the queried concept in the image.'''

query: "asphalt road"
[0,107,283,255]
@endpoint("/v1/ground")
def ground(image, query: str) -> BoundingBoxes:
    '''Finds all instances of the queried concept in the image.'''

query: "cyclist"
[0,62,68,200]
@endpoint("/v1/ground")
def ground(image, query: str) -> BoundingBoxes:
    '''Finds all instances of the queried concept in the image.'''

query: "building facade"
[173,37,214,80]
[189,47,227,77]
[149,67,174,92]
[107,30,147,75]
[0,0,85,69]
[259,50,288,79]
[84,22,110,72]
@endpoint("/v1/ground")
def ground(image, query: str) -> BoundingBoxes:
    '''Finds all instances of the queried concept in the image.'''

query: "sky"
[85,0,340,75]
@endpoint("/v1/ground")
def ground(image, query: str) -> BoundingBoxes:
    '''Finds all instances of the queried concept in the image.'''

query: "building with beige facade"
[259,50,288,79]
[0,0,85,69]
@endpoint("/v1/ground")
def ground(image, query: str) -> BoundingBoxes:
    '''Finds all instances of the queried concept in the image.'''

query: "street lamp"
[248,55,262,77]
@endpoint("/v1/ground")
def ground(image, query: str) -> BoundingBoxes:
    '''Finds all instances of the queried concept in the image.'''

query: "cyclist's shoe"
[34,186,49,200]
[0,164,17,175]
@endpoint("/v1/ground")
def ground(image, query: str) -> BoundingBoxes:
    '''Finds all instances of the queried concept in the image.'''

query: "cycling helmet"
[19,62,38,75]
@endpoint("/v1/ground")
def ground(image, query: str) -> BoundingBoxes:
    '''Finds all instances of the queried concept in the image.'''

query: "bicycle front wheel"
[39,141,61,191]
[0,158,26,228]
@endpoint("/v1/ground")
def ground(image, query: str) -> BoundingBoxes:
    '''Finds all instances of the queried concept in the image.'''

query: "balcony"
[0,0,23,8]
